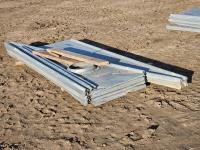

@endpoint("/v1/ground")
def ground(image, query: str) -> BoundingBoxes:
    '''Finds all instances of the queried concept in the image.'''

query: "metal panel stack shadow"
[4,39,188,106]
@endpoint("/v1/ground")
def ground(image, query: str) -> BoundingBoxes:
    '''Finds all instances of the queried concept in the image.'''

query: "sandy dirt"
[0,0,200,149]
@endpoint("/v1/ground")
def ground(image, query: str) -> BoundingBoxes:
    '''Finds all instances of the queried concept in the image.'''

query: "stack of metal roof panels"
[4,39,188,106]
[167,7,200,32]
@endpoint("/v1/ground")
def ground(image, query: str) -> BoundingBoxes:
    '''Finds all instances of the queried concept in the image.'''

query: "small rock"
[127,131,142,141]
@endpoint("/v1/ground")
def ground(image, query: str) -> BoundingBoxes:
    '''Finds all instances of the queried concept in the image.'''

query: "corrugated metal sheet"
[4,39,188,106]
[167,8,200,33]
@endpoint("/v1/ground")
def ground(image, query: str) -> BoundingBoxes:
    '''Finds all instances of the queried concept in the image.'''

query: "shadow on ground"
[30,41,49,47]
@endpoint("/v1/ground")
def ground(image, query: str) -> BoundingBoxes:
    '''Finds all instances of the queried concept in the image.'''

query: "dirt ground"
[0,0,200,149]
